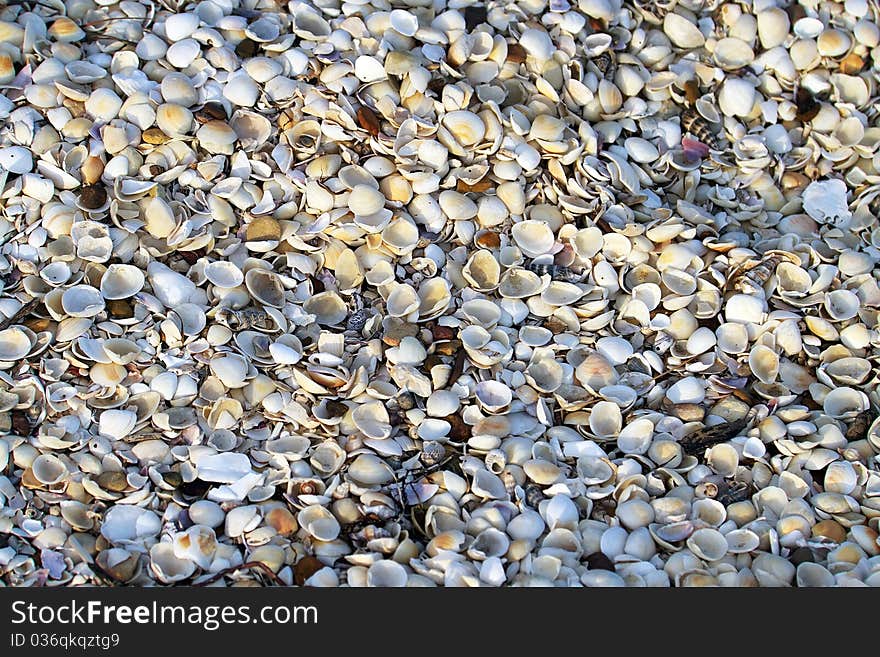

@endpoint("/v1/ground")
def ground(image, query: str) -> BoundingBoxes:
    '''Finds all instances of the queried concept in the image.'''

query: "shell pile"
[3,0,880,588]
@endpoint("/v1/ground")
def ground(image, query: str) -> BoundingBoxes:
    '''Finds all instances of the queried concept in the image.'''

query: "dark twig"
[193,561,286,587]
[444,349,467,389]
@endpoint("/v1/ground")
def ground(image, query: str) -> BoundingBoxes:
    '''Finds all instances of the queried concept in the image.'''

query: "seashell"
[802,179,851,226]
[823,387,869,419]
[61,285,105,318]
[310,441,345,477]
[189,501,225,528]
[0,328,34,361]
[474,381,512,413]
[150,543,196,584]
[589,401,622,438]
[100,264,145,300]
[463,251,501,291]
[498,269,543,299]
[196,452,252,482]
[824,290,860,321]
[0,146,34,174]
[172,526,216,570]
[96,548,140,583]
[297,505,341,542]
[713,38,754,70]
[101,505,161,544]
[31,454,68,485]
[205,261,244,289]
[366,560,408,587]
[472,469,509,499]
[245,268,286,308]
[348,454,393,486]
[718,78,756,117]
[817,29,852,57]
[825,461,858,495]
[796,562,835,587]
[663,13,705,49]
[754,8,789,47]
[156,104,193,137]
[98,410,137,439]
[468,528,510,560]
[726,529,760,554]
[520,28,555,60]
[147,262,197,307]
[666,377,706,404]
[617,499,654,530]
[749,345,779,384]
[196,121,237,154]
[686,528,728,561]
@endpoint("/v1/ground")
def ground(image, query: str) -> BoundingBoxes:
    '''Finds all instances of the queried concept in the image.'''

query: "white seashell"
[0,146,33,174]
[468,528,510,560]
[225,506,260,538]
[166,38,201,69]
[540,495,579,532]
[706,443,739,477]
[172,525,216,570]
[588,401,622,438]
[686,528,728,562]
[817,29,852,57]
[61,285,105,318]
[725,529,760,554]
[150,543,196,584]
[196,121,237,154]
[100,264,145,299]
[389,9,419,37]
[31,454,68,485]
[366,560,407,587]
[147,262,198,307]
[0,327,33,360]
[520,28,555,60]
[713,38,754,70]
[472,469,508,499]
[348,184,385,216]
[663,13,705,49]
[195,452,252,483]
[297,505,340,542]
[523,459,561,485]
[439,190,477,221]
[803,179,851,226]
[749,345,780,384]
[98,409,137,439]
[210,354,249,389]
[440,111,485,149]
[757,8,790,49]
[474,380,512,413]
[164,13,200,42]
[796,562,835,587]
[348,454,393,485]
[205,261,244,289]
[189,500,225,528]
[156,104,193,137]
[101,505,161,544]
[725,294,764,325]
[507,510,545,541]
[85,88,122,121]
[824,461,858,495]
[824,289,860,321]
[617,499,654,530]
[718,78,756,117]
[666,377,706,404]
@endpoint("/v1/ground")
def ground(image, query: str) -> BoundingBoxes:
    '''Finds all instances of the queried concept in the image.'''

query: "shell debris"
[0,0,879,588]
